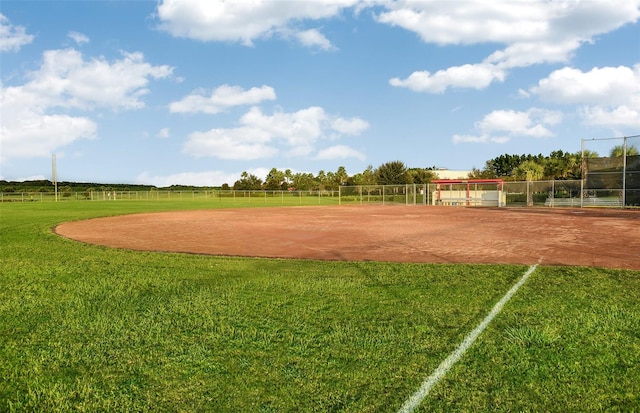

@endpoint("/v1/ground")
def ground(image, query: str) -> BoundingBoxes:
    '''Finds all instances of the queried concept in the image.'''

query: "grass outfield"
[1,201,639,412]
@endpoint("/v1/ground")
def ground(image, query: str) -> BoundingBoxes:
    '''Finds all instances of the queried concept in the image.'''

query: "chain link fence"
[582,135,640,207]
[2,177,638,209]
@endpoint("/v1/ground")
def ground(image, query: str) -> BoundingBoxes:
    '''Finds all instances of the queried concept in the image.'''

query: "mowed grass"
[1,201,639,412]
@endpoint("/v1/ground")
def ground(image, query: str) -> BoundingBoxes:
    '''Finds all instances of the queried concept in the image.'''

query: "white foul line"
[397,264,538,413]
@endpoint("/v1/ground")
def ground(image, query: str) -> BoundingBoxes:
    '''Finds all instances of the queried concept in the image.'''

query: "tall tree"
[264,168,286,190]
[407,168,438,184]
[545,150,580,180]
[514,160,544,181]
[233,171,263,190]
[316,170,329,190]
[375,161,409,185]
[334,166,348,186]
[284,169,293,188]
[292,172,315,190]
[351,165,377,186]
[610,145,639,157]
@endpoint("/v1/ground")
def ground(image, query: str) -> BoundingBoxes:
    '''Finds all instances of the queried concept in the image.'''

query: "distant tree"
[316,170,330,190]
[264,168,286,190]
[514,160,544,182]
[334,166,348,186]
[481,154,522,178]
[544,150,580,180]
[221,183,230,190]
[581,150,599,158]
[233,171,263,190]
[351,165,377,186]
[468,167,495,179]
[610,145,639,157]
[292,172,315,190]
[407,168,438,184]
[375,161,409,185]
[284,169,293,188]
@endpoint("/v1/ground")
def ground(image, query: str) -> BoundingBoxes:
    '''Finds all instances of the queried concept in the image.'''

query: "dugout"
[432,179,505,207]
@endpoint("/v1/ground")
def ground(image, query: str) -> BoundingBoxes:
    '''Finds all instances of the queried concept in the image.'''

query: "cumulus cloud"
[383,0,640,92]
[0,112,97,160]
[154,0,639,92]
[36,49,172,110]
[0,14,34,52]
[183,106,368,160]
[0,48,173,161]
[155,0,359,49]
[389,63,506,93]
[453,108,562,144]
[530,65,640,129]
[170,84,276,114]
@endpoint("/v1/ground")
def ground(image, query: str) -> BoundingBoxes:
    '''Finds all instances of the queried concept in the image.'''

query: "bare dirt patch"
[55,205,640,270]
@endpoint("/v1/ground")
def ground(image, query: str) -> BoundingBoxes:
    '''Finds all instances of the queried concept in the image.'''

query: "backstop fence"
[581,135,640,208]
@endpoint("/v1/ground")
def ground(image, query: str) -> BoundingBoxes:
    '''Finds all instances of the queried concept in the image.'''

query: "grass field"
[1,200,639,412]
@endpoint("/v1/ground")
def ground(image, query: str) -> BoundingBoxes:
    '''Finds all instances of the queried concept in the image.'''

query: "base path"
[55,205,640,270]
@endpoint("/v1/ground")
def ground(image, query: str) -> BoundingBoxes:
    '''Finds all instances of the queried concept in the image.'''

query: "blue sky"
[1,0,639,186]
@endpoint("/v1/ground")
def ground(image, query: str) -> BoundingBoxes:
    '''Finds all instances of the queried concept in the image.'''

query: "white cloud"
[531,65,640,106]
[25,49,174,110]
[183,127,278,160]
[0,111,97,160]
[0,14,34,52]
[183,106,368,160]
[156,0,358,49]
[330,117,369,135]
[390,63,505,93]
[295,29,334,51]
[580,106,640,129]
[383,0,640,92]
[170,84,276,114]
[136,170,244,187]
[0,48,173,161]
[315,145,365,161]
[453,108,562,144]
[68,31,89,45]
[452,134,510,144]
[530,65,640,129]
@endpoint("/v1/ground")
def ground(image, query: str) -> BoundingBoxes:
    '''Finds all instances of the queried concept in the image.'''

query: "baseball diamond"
[56,205,640,270]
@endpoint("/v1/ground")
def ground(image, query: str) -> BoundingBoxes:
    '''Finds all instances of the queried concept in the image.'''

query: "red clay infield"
[55,205,640,270]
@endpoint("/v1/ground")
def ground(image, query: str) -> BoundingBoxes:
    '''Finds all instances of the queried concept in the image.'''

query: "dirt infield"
[55,205,640,270]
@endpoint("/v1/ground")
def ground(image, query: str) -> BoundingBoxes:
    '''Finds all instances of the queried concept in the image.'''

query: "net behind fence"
[582,135,640,207]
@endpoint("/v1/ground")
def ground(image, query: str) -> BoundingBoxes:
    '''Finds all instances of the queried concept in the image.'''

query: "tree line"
[232,145,638,191]
[2,145,637,193]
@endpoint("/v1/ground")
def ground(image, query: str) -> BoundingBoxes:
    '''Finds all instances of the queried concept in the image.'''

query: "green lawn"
[1,201,638,412]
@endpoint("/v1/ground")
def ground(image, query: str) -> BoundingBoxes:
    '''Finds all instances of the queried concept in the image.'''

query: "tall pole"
[622,136,627,207]
[52,154,58,202]
[580,139,584,208]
